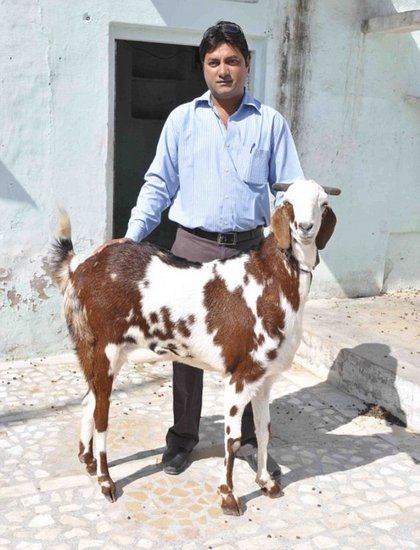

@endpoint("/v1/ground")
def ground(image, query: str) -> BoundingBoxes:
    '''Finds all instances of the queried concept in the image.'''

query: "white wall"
[279,0,420,298]
[1,0,419,359]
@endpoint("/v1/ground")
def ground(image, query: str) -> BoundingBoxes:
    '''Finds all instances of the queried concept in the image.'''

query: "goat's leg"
[251,379,281,498]
[78,390,97,475]
[92,372,116,502]
[218,379,254,516]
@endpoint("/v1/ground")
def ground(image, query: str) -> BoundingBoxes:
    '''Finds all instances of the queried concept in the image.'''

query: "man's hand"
[93,237,134,255]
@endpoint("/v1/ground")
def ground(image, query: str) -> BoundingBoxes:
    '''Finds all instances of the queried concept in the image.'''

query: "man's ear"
[316,207,337,250]
[271,203,294,249]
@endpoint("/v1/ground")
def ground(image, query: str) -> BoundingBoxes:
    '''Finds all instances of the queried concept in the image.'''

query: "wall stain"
[30,274,50,300]
[278,0,312,145]
[7,289,24,308]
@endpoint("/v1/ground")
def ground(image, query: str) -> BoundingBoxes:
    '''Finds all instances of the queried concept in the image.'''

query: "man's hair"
[199,21,250,65]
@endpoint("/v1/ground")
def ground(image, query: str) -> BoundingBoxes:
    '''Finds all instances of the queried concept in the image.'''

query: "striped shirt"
[125,89,304,241]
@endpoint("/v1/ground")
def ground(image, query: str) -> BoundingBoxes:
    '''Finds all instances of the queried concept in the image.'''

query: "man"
[102,21,304,475]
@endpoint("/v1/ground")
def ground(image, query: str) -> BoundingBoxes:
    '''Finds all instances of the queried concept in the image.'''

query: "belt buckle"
[217,232,237,246]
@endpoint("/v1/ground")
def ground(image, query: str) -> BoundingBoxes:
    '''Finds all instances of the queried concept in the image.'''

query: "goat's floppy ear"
[271,203,294,249]
[316,207,337,250]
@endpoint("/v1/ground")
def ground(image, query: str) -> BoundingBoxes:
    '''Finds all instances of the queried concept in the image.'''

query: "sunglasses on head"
[204,22,243,38]
[218,22,242,34]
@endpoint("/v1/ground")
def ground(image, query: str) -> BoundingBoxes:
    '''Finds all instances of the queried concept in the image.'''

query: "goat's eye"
[283,200,291,207]
[321,202,328,208]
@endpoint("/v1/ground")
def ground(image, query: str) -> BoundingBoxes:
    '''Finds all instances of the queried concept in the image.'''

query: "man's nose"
[218,63,230,77]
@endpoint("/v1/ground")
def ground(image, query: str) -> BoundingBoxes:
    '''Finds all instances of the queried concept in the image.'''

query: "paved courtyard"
[1,353,419,549]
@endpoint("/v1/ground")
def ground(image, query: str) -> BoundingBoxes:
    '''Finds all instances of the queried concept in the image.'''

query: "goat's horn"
[272,182,292,191]
[322,186,341,196]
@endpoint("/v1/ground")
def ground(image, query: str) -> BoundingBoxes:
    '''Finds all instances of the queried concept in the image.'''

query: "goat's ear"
[316,207,337,250]
[272,203,294,249]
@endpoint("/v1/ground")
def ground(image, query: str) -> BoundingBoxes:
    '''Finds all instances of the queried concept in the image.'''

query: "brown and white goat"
[49,179,340,515]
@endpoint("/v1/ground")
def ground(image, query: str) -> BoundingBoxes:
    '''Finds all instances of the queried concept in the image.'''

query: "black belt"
[180,225,263,246]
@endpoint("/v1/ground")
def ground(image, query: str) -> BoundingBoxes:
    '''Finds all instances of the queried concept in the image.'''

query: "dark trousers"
[166,227,264,451]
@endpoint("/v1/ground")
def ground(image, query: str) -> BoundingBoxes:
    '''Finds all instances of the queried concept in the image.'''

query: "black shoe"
[237,451,282,479]
[162,446,191,475]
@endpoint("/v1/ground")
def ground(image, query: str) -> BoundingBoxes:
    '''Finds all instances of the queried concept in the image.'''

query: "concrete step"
[296,291,420,432]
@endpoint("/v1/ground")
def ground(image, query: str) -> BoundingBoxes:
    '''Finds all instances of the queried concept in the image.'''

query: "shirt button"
[225,168,229,173]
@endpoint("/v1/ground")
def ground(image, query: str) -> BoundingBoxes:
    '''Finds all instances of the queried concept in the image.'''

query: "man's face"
[203,42,249,103]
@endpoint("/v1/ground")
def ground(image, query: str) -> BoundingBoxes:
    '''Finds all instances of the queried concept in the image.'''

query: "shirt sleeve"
[268,114,304,207]
[125,111,180,241]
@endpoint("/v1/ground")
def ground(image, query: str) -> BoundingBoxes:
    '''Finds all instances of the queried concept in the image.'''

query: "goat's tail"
[49,209,76,293]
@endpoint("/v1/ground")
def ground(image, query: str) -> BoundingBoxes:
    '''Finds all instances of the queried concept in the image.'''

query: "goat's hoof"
[220,493,242,516]
[261,481,282,499]
[103,490,117,503]
[100,479,116,503]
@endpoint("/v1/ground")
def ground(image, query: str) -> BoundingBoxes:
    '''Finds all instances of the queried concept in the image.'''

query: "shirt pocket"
[244,148,270,185]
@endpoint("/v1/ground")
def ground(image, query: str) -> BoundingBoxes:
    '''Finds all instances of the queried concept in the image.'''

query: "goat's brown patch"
[151,306,174,340]
[226,426,231,435]
[73,243,152,344]
[229,356,265,393]
[246,236,300,334]
[230,406,238,417]
[204,276,259,375]
[176,315,195,338]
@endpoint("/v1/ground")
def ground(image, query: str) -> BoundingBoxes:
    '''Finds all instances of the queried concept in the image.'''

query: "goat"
[49,179,340,516]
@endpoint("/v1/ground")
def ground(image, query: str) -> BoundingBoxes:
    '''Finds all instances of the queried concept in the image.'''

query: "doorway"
[113,40,207,249]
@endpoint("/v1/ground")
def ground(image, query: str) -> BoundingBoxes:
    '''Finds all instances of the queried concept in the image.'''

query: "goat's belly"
[124,346,216,372]
[122,322,226,374]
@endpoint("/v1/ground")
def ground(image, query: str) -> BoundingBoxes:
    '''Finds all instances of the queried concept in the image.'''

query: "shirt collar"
[194,89,261,113]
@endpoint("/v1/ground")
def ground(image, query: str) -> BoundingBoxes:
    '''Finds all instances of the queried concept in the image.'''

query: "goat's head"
[271,180,340,254]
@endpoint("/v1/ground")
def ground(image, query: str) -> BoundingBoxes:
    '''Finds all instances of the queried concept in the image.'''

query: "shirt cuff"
[274,191,285,207]
[125,220,146,242]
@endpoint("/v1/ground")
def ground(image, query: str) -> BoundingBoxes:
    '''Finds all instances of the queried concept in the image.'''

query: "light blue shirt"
[125,90,304,241]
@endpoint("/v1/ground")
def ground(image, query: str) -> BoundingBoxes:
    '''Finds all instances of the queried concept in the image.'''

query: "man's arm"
[125,112,180,241]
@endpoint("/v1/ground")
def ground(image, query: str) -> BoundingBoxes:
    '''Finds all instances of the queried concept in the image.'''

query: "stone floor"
[1,354,420,549]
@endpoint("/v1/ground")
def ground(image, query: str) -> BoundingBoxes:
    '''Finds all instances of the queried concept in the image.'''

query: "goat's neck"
[291,239,317,274]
